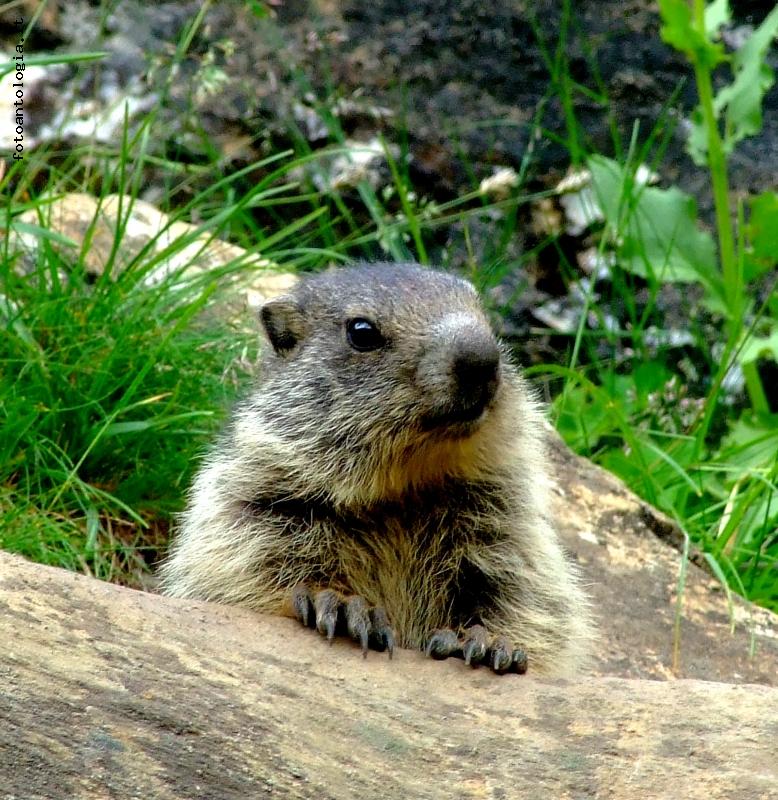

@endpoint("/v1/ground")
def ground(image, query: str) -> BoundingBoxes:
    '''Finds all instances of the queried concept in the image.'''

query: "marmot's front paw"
[426,624,528,675]
[290,584,395,658]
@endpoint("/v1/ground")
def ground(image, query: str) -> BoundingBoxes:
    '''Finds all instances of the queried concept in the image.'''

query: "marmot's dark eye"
[346,318,385,352]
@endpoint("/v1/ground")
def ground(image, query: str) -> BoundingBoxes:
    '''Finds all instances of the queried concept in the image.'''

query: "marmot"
[159,262,594,675]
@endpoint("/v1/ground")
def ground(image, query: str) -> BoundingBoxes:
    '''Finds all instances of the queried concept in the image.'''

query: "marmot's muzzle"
[449,337,501,422]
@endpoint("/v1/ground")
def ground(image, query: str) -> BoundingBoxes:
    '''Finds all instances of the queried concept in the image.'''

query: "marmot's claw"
[426,625,529,675]
[369,606,395,658]
[344,595,371,657]
[462,624,489,666]
[291,584,314,628]
[486,637,528,675]
[511,648,529,674]
[314,589,340,643]
[425,628,461,660]
[490,636,513,673]
[291,585,395,659]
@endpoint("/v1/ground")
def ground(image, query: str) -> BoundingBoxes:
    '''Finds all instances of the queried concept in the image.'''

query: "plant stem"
[691,0,769,417]
[690,64,736,311]
[556,0,582,164]
[693,63,738,308]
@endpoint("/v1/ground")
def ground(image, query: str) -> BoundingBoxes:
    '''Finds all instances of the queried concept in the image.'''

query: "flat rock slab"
[547,434,778,684]
[1,551,776,800]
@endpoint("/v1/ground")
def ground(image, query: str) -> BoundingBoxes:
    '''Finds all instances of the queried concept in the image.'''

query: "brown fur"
[159,263,595,675]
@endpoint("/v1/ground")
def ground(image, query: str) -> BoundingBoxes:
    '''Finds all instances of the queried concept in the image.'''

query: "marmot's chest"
[330,511,467,648]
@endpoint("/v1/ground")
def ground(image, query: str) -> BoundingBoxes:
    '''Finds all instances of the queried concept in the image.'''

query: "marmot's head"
[242,263,525,504]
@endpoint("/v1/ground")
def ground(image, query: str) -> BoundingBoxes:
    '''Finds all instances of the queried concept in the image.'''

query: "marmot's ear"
[260,296,308,355]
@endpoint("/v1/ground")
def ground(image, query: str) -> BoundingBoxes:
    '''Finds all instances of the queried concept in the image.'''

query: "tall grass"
[0,150,260,581]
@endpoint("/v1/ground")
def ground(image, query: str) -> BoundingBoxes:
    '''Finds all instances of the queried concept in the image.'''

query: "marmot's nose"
[451,339,501,416]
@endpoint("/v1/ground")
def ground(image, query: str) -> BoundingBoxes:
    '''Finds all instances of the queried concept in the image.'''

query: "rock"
[9,192,297,302]
[1,549,776,800]
[547,432,778,685]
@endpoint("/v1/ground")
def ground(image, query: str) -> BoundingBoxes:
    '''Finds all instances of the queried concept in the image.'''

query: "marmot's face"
[259,264,509,449]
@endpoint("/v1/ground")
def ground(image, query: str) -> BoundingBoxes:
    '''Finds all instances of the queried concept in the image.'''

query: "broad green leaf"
[736,492,778,550]
[738,326,778,366]
[588,156,722,300]
[747,191,778,261]
[686,106,711,166]
[705,0,731,37]
[658,0,726,67]
[714,5,778,152]
[554,385,615,452]
[743,254,777,284]
[658,0,695,48]
[633,362,673,402]
[246,0,271,18]
[719,415,778,469]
